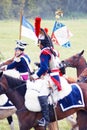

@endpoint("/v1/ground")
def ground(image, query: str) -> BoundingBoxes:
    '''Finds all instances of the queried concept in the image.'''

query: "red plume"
[44,28,48,34]
[34,17,41,37]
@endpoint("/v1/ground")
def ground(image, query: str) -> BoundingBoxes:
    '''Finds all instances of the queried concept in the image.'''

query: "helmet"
[34,17,53,48]
[15,40,28,51]
[38,28,52,47]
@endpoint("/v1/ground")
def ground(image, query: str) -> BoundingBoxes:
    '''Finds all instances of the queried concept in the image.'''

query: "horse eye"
[77,79,80,82]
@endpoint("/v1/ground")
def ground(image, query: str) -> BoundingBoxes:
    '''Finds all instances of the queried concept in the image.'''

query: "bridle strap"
[77,76,87,83]
[5,82,26,94]
[13,82,26,90]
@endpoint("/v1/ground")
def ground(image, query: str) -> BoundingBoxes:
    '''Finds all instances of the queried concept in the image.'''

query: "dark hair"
[15,47,24,51]
[39,28,52,47]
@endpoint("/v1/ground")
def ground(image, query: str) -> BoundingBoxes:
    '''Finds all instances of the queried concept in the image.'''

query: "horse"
[0,70,20,130]
[0,71,87,130]
[62,50,87,77]
[0,109,16,130]
[62,50,87,129]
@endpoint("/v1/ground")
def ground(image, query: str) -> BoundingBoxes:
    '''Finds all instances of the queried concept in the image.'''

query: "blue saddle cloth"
[58,84,85,111]
[0,100,15,109]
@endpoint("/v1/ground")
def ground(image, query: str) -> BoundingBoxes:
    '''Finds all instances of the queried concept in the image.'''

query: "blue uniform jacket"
[36,47,62,91]
[7,54,31,73]
[37,48,51,77]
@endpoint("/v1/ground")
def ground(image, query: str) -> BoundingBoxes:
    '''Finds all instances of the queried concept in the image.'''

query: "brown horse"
[63,50,87,77]
[0,70,20,130]
[63,50,87,130]
[76,68,87,129]
[0,72,87,130]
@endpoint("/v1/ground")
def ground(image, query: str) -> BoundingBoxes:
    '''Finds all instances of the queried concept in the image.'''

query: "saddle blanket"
[58,84,85,111]
[0,94,15,109]
[25,76,73,112]
[25,77,85,112]
[3,69,20,78]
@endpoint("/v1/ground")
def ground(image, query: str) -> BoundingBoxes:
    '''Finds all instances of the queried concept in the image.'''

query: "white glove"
[30,73,39,81]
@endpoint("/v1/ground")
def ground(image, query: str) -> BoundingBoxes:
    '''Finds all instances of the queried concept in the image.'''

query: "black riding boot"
[37,96,50,127]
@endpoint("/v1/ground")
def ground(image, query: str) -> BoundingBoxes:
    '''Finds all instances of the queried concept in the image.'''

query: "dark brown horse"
[0,72,87,130]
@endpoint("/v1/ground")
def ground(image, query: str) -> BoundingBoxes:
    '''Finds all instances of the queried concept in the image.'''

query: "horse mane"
[4,74,27,97]
[80,55,87,64]
[80,68,87,77]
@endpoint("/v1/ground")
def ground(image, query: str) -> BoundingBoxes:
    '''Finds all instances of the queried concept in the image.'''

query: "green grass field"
[0,19,87,130]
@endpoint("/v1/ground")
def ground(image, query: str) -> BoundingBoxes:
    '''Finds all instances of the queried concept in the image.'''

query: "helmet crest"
[34,17,41,37]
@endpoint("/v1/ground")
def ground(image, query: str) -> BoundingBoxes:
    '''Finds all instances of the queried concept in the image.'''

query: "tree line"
[0,0,87,20]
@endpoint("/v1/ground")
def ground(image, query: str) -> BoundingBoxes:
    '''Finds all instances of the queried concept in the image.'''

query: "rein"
[12,82,26,90]
[66,54,87,70]
[77,76,87,83]
[5,81,26,93]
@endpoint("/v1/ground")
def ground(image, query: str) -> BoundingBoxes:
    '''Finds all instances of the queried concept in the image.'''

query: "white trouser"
[38,74,55,96]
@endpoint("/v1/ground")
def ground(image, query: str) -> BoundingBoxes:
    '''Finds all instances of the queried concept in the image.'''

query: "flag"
[51,21,73,48]
[21,16,38,42]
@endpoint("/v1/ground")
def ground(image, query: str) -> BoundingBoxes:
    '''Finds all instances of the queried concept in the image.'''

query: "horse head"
[79,50,84,57]
[62,50,85,68]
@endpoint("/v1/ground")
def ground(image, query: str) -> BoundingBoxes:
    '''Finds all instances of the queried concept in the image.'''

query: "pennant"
[51,21,73,48]
[21,16,38,42]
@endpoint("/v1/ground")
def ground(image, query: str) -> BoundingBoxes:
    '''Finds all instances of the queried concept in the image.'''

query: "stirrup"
[37,118,49,127]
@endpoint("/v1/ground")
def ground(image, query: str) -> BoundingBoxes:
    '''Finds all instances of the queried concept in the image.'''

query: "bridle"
[77,76,87,83]
[64,52,87,70]
[4,82,26,93]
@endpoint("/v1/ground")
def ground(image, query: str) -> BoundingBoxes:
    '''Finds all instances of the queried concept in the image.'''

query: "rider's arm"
[36,54,50,77]
[0,57,14,67]
[30,54,50,80]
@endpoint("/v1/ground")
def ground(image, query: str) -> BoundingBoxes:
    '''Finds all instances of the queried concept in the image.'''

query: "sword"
[48,81,59,130]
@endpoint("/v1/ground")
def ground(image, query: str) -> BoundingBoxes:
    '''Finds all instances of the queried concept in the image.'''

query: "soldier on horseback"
[0,40,33,80]
[30,28,64,127]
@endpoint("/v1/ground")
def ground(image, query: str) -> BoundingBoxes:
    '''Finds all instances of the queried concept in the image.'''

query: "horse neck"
[77,64,87,77]
[6,88,25,110]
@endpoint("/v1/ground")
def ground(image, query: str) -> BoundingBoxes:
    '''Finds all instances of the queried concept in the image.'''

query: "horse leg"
[7,116,14,130]
[66,115,78,130]
[77,110,87,130]
[34,126,48,130]
[48,122,58,130]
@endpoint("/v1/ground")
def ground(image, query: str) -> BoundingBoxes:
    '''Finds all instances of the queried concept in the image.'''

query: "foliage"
[0,0,87,20]
[0,0,12,19]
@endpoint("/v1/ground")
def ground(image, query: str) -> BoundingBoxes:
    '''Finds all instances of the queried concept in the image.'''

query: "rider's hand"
[29,73,39,81]
[30,75,35,81]
[34,62,40,68]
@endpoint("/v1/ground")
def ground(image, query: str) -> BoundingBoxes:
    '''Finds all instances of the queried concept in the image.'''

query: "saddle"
[25,77,72,112]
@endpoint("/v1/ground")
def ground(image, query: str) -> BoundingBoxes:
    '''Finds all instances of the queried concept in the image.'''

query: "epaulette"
[14,57,21,62]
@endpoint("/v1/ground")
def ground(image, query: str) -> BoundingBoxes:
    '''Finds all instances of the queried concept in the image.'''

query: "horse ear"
[79,50,84,56]
[0,70,3,77]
